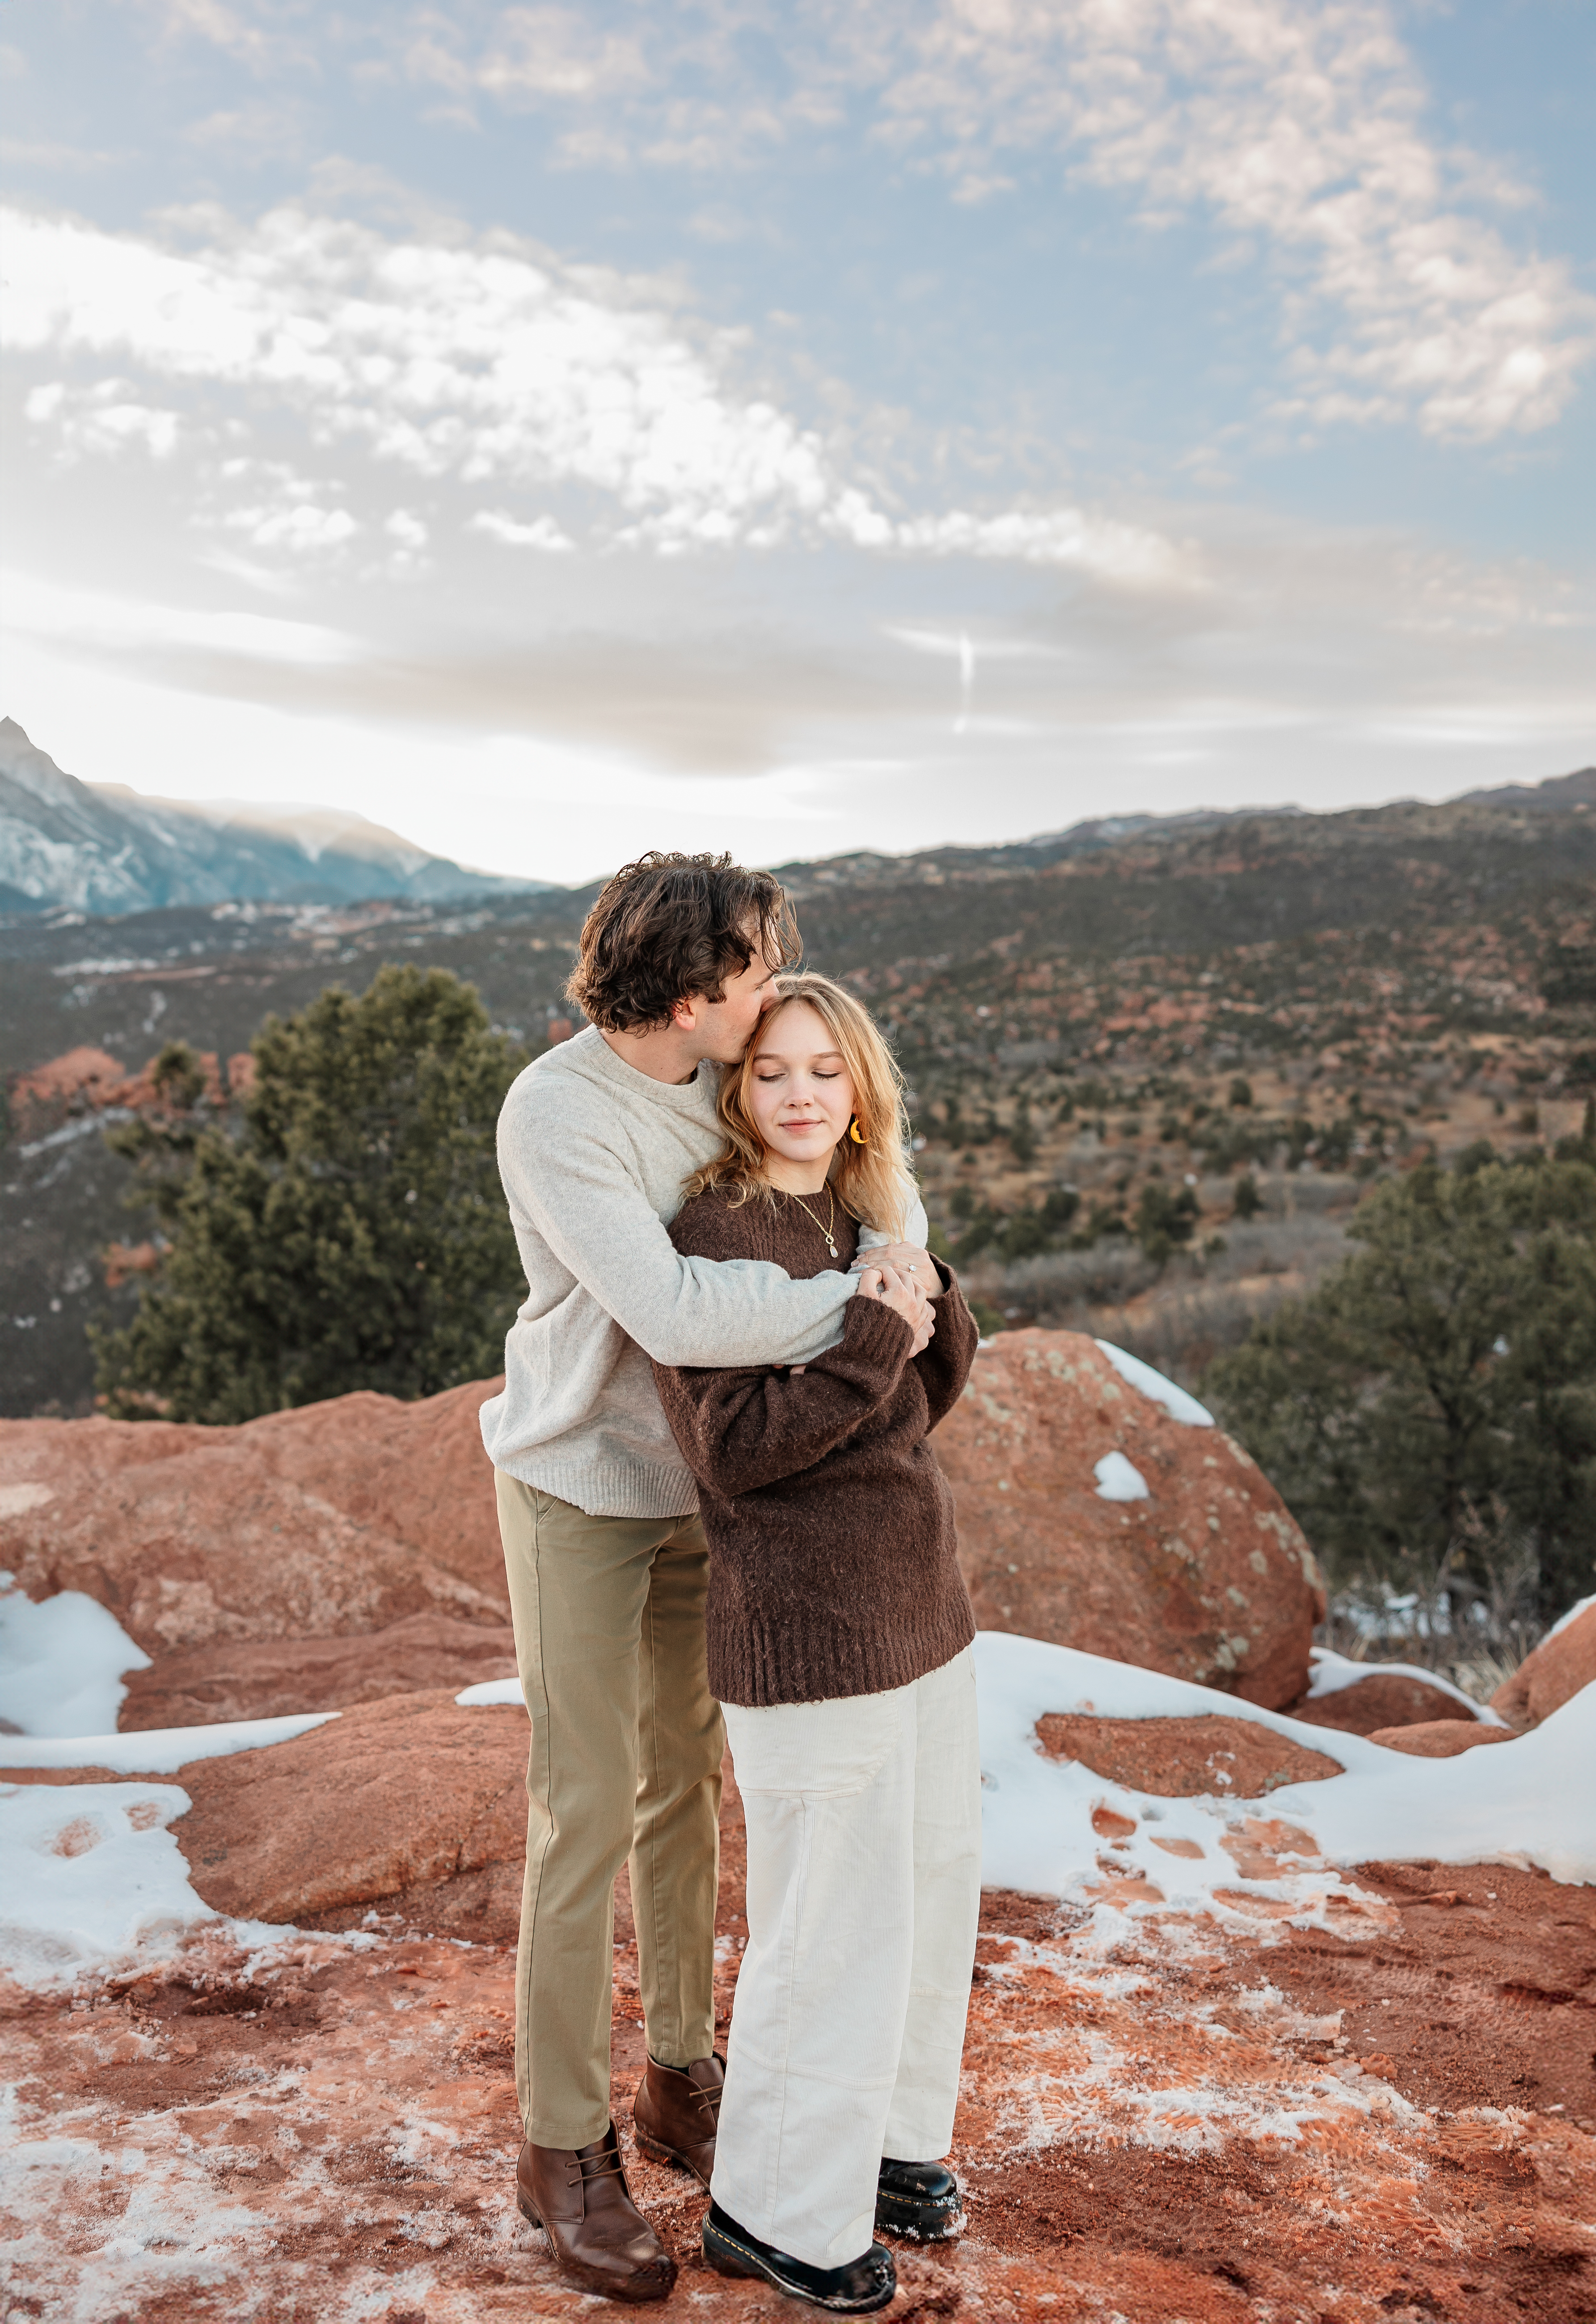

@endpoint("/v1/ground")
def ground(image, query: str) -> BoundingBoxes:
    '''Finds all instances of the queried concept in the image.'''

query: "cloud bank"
[373,0,1595,444]
[4,199,1196,579]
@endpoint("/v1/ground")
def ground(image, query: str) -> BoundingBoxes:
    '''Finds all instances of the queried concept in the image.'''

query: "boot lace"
[567,2145,625,2190]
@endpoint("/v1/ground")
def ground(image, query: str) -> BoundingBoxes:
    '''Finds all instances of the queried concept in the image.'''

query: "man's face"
[678,938,781,1063]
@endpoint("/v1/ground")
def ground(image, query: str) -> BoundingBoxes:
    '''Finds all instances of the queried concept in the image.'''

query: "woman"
[646,972,981,2316]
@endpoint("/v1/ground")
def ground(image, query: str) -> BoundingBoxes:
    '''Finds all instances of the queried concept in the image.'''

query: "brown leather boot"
[631,2053,724,2188]
[516,2123,677,2303]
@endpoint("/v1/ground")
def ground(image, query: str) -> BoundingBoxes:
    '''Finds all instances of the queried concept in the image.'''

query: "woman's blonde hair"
[686,972,916,1236]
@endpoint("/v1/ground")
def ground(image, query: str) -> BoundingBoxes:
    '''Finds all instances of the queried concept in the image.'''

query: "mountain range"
[0,719,548,915]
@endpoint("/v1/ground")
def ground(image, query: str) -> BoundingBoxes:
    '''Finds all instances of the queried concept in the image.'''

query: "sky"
[2,0,1594,885]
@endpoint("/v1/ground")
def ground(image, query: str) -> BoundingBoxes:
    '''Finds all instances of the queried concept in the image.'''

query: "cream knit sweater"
[477,1027,924,1520]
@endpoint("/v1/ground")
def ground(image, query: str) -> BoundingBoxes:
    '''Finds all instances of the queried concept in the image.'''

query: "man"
[479,851,933,2303]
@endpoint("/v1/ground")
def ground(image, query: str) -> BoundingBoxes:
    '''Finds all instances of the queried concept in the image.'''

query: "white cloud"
[869,0,1593,442]
[6,568,358,665]
[224,499,357,552]
[379,0,1593,443]
[22,379,182,459]
[2,202,839,542]
[893,506,1204,589]
[470,508,574,551]
[2,199,1191,585]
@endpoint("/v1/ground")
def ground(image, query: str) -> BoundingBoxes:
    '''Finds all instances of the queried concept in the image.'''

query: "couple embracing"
[478,851,981,2313]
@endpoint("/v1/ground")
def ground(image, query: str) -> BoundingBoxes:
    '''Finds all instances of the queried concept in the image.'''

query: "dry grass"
[963,1208,1353,1390]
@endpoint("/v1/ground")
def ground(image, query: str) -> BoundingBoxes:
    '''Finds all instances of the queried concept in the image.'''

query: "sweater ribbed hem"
[497,1453,700,1524]
[709,1603,975,1709]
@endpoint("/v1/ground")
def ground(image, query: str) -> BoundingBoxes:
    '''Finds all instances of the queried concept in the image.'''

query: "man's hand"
[853,1242,942,1297]
[855,1263,935,1356]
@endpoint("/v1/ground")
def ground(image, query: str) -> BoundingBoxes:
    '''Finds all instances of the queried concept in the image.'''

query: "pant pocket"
[724,1687,904,1800]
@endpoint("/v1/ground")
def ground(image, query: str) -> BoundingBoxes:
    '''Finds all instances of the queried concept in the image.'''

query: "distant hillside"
[2,758,1592,1419]
[0,719,549,914]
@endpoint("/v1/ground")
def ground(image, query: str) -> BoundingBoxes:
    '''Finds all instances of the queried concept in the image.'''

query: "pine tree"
[94,966,528,1422]
[1201,1156,1596,1622]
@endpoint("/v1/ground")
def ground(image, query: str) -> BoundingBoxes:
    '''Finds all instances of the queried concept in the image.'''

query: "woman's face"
[745,999,857,1171]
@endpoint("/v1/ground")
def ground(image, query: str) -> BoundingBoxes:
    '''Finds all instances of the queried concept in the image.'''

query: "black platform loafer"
[875,2155,965,2241]
[702,2199,897,2313]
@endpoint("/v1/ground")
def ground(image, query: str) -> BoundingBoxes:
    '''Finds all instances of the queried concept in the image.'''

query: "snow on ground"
[0,1712,339,1773]
[1093,1339,1213,1426]
[0,1581,151,1737]
[0,1716,337,1989]
[1306,1644,1511,1725]
[456,1678,524,1708]
[976,1633,1596,1922]
[0,1780,290,1987]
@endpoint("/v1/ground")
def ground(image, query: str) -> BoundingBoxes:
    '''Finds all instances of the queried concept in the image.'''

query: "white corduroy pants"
[711,1645,982,2270]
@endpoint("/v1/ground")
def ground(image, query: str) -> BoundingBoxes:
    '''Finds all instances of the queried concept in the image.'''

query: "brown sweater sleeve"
[914,1261,979,1431]
[652,1291,916,1498]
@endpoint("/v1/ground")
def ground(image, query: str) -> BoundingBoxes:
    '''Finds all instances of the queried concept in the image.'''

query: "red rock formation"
[119,1612,518,1729]
[8,1043,242,1128]
[935,1330,1326,1709]
[172,1691,531,1938]
[0,1377,510,1655]
[1366,1720,1514,1758]
[8,1045,130,1112]
[1292,1670,1482,1734]
[1492,1598,1596,1729]
[1034,1710,1342,1797]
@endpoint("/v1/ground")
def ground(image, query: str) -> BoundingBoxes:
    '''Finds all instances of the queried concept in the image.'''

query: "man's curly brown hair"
[565,851,800,1036]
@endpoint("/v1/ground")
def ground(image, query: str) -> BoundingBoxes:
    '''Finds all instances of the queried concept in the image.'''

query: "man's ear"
[669,993,701,1032]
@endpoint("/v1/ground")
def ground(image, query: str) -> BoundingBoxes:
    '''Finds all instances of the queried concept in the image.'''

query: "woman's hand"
[855,1263,935,1356]
[853,1242,942,1297]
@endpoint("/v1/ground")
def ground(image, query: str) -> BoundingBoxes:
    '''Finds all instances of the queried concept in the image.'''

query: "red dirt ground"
[3,1767,1593,2320]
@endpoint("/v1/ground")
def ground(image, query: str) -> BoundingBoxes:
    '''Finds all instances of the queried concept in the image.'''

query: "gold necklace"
[786,1184,839,1259]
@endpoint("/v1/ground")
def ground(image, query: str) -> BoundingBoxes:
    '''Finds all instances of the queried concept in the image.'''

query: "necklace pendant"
[826,1237,839,1257]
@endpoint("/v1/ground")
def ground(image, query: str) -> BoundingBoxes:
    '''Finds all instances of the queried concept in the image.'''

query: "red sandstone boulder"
[173,1691,532,1941]
[1290,1671,1482,1736]
[1034,1712,1342,1798]
[1491,1598,1596,1730]
[1366,1721,1514,1759]
[118,1613,519,1730]
[934,1331,1326,1709]
[0,1379,509,1657]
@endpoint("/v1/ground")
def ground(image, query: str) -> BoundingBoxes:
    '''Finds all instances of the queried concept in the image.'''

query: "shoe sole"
[633,2125,712,2189]
[516,2193,676,2304]
[702,2217,896,2314]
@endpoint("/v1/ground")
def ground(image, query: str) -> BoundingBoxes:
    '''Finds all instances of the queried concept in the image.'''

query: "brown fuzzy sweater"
[651,1187,978,1707]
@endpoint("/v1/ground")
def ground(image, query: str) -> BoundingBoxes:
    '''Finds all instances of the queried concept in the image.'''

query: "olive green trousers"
[495,1473,724,2148]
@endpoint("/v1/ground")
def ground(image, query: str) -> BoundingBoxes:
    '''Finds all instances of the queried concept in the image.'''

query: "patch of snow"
[1094,1340,1214,1426]
[1094,1451,1150,1502]
[455,1678,525,1709]
[0,1713,338,1773]
[974,1632,1596,1924]
[0,1781,285,1989]
[0,1585,151,1737]
[1306,1646,1512,1727]
[1545,1592,1595,1645]
[15,1109,134,1159]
